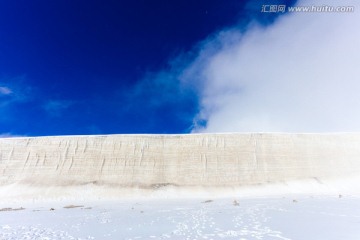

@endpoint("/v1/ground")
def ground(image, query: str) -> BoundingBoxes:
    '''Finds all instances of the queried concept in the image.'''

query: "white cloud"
[181,0,360,132]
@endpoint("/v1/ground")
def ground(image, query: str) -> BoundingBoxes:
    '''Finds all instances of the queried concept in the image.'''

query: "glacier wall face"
[1,133,360,187]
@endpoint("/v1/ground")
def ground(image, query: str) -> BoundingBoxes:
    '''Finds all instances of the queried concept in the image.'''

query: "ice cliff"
[1,133,360,187]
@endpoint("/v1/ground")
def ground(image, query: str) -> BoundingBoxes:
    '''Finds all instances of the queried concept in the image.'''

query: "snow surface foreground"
[1,133,360,239]
[1,196,360,240]
[1,133,360,199]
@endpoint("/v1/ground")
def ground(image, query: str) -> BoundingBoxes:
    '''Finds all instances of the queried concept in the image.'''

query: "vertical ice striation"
[0,133,360,187]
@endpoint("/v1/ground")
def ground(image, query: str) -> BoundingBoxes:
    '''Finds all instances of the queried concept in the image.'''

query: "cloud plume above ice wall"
[182,0,360,132]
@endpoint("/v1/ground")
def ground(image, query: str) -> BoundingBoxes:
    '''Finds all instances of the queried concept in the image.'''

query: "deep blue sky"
[0,0,295,136]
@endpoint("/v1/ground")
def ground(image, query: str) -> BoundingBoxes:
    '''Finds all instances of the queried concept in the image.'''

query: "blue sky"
[4,0,359,136]
[0,0,294,136]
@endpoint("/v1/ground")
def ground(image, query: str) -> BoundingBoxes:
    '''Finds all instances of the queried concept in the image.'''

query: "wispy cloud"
[87,124,102,135]
[0,76,33,108]
[119,58,199,132]
[177,0,360,132]
[0,86,12,95]
[0,76,35,125]
[0,132,26,138]
[0,86,13,109]
[43,100,74,117]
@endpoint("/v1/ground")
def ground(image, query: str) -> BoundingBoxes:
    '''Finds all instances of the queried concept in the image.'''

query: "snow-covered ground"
[3,133,360,239]
[1,188,360,239]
